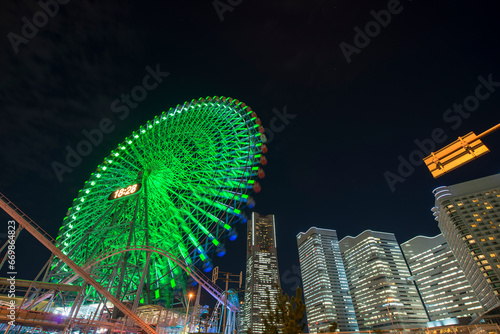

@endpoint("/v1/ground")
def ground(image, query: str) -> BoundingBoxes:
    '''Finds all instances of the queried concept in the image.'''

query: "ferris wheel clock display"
[50,96,267,307]
[107,183,142,200]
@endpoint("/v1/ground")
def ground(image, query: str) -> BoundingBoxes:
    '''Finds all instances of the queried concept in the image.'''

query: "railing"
[0,192,56,244]
[0,306,143,332]
[323,324,500,334]
[0,192,158,334]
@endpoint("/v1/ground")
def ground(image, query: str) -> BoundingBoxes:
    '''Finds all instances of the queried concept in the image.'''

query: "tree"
[329,321,337,332]
[262,286,306,334]
[318,321,337,333]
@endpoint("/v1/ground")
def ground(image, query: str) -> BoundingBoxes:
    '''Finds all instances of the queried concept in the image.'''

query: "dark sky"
[1,0,500,298]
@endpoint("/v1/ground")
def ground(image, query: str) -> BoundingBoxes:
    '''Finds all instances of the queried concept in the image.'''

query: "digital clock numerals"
[108,183,142,200]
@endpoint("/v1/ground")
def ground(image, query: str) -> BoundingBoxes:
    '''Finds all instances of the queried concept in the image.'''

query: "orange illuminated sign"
[423,132,490,178]
[108,183,142,200]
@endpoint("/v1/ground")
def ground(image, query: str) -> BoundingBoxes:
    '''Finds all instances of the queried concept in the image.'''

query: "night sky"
[1,0,500,300]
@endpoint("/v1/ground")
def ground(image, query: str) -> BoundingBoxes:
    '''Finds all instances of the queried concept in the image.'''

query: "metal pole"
[191,284,202,333]
[222,273,229,334]
[184,294,192,334]
[478,122,500,139]
[120,316,127,333]
[83,311,94,334]
[65,282,87,333]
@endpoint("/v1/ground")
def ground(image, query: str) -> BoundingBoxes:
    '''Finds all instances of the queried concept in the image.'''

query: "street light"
[423,123,500,178]
[184,293,194,334]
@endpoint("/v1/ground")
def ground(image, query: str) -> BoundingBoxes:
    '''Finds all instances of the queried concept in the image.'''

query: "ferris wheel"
[48,96,267,308]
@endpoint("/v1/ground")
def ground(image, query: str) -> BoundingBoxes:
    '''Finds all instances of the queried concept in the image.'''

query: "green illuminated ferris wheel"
[49,96,267,308]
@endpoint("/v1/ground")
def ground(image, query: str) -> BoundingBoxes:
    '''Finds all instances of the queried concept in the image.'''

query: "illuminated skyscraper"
[297,227,359,333]
[433,174,500,323]
[339,230,428,330]
[402,234,485,324]
[242,213,280,334]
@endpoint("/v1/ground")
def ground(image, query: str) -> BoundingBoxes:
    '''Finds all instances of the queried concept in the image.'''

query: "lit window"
[485,266,492,270]
[481,238,486,242]
[470,240,476,244]
[490,253,497,258]
[458,202,464,206]
[479,255,486,259]
[466,235,473,239]
[489,237,496,241]
[477,218,483,221]
[474,213,479,217]
[473,199,479,203]
[472,224,478,227]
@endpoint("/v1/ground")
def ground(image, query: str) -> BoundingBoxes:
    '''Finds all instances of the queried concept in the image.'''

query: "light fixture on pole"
[183,293,194,334]
[424,123,500,178]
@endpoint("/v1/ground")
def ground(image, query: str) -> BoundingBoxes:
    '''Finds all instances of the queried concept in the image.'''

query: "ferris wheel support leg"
[132,250,152,311]
[117,196,142,307]
[64,282,87,332]
[51,201,119,274]
[15,257,50,322]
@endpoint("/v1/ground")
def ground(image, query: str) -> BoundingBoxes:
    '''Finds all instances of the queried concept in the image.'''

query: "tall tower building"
[297,227,359,333]
[243,213,280,334]
[433,174,500,322]
[402,234,485,324]
[339,230,428,330]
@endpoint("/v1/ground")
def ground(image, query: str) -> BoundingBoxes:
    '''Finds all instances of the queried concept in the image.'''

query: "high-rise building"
[297,227,359,333]
[339,230,428,330]
[433,174,500,322]
[242,213,280,334]
[402,234,485,324]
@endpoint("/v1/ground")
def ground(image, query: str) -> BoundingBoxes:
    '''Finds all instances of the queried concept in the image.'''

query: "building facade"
[433,174,500,322]
[402,234,485,323]
[297,227,359,333]
[242,213,280,334]
[339,230,428,330]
